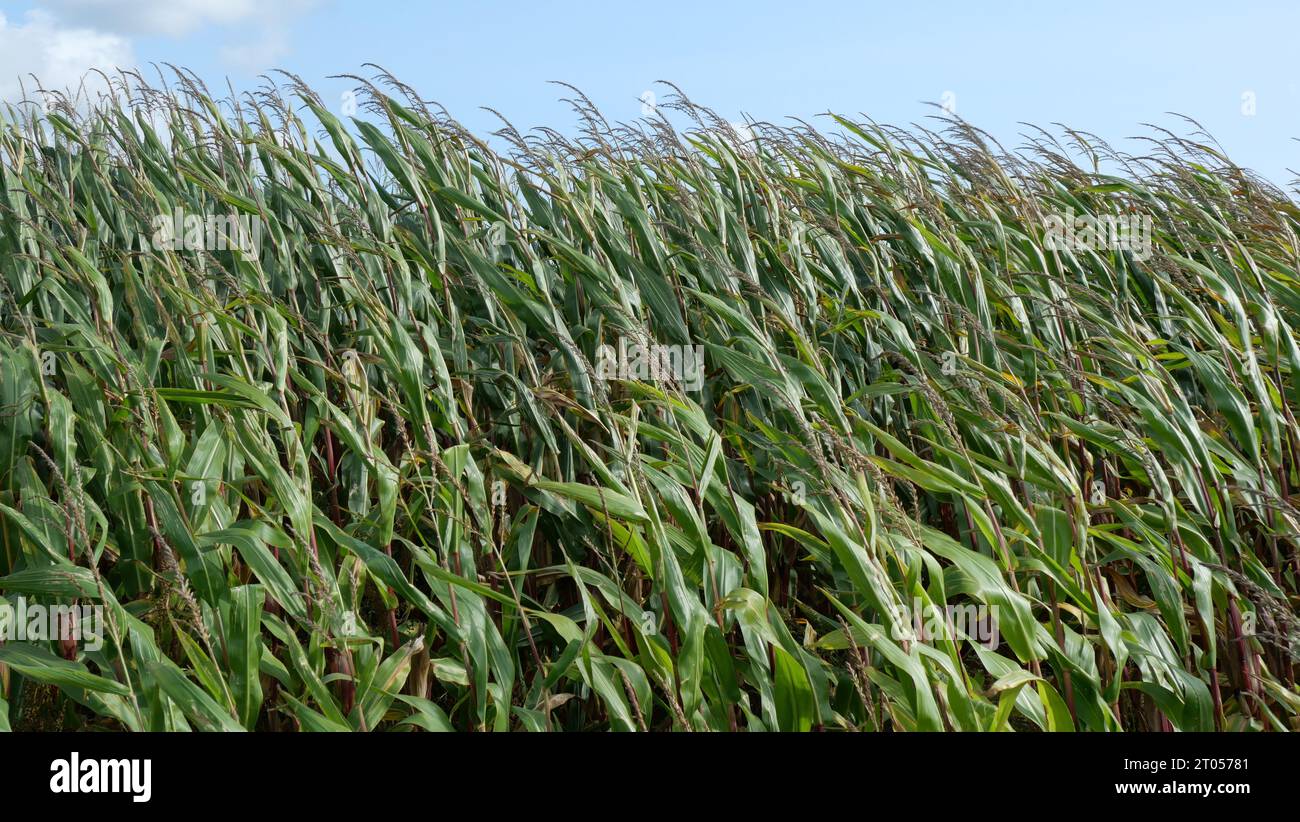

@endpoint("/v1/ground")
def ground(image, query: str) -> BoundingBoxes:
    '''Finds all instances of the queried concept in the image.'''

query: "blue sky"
[2,0,1297,187]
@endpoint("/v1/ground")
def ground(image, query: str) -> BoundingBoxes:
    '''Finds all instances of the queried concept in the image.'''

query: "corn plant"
[0,70,1297,731]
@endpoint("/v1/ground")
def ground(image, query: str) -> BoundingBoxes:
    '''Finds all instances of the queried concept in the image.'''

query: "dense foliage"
[2,72,1298,731]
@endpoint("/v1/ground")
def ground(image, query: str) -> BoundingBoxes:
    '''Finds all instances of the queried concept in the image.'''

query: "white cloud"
[0,10,134,104]
[219,32,292,76]
[41,0,269,38]
[0,1,320,105]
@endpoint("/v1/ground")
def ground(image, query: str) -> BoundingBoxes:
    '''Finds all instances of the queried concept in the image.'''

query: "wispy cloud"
[41,0,270,38]
[0,0,321,102]
[43,0,319,39]
[0,10,133,103]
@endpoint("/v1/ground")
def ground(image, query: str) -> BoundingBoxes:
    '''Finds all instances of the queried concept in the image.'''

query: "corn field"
[2,71,1298,732]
